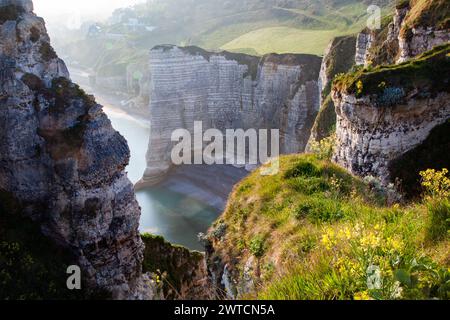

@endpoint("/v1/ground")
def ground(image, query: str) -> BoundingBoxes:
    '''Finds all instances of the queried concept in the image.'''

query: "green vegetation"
[389,120,450,199]
[141,233,204,300]
[60,0,393,77]
[309,35,356,143]
[213,154,449,300]
[401,0,450,32]
[39,42,58,61]
[334,43,450,98]
[0,191,92,300]
[310,95,337,141]
[221,27,341,56]
[0,5,24,25]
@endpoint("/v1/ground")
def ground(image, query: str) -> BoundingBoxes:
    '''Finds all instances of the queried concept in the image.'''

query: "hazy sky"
[34,0,146,19]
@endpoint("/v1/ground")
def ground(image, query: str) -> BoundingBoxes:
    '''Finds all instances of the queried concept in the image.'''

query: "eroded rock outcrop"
[333,44,450,184]
[0,0,147,299]
[142,234,215,300]
[355,0,449,67]
[138,45,321,187]
[397,0,450,63]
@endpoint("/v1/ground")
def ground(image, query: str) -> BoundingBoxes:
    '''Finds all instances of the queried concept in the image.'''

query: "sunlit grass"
[221,27,343,55]
[211,154,450,300]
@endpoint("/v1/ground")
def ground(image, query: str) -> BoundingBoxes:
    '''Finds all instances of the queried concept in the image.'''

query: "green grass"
[334,43,450,97]
[221,27,341,55]
[210,154,450,300]
[61,1,394,73]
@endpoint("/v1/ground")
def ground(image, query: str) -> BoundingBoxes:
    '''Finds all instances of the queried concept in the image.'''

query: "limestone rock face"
[333,92,450,183]
[355,2,449,66]
[355,31,375,66]
[0,0,145,299]
[397,1,450,63]
[332,42,450,184]
[139,45,321,186]
[398,27,450,63]
[142,235,215,300]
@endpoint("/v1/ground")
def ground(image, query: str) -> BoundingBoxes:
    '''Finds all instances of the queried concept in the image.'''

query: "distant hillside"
[57,0,393,77]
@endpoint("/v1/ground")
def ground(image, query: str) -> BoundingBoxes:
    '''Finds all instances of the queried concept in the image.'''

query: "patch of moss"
[36,78,96,160]
[50,77,96,112]
[310,94,337,141]
[30,26,40,43]
[334,43,450,99]
[39,42,57,61]
[21,73,44,91]
[389,120,450,199]
[0,5,24,24]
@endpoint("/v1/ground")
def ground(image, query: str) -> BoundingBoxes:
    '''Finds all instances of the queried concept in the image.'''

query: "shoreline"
[68,65,248,211]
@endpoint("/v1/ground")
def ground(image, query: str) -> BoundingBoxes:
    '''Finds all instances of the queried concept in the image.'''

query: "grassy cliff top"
[334,43,450,98]
[210,154,449,300]
[400,0,450,32]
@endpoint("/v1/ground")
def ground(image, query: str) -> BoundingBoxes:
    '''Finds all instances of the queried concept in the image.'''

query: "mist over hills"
[54,0,393,77]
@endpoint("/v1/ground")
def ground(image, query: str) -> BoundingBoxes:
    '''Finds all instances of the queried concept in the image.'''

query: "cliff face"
[320,0,450,188]
[0,0,146,299]
[397,0,450,62]
[139,45,321,186]
[356,0,449,67]
[333,44,450,185]
[142,234,215,300]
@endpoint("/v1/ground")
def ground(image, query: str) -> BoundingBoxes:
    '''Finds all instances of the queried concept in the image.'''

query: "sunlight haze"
[34,0,146,19]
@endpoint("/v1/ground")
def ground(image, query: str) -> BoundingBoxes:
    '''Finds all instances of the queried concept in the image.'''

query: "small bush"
[39,42,57,61]
[250,236,266,258]
[426,198,450,242]
[309,135,336,161]
[420,168,450,199]
[284,161,321,179]
[376,87,405,107]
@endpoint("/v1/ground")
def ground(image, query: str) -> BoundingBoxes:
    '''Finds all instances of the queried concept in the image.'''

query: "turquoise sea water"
[105,108,218,251]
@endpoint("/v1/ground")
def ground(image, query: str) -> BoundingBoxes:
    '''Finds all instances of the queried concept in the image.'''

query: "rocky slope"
[0,0,148,299]
[142,234,215,300]
[356,0,449,67]
[138,45,321,187]
[333,44,450,186]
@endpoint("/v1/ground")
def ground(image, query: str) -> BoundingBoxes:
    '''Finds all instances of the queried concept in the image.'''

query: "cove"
[69,67,246,251]
[105,106,224,251]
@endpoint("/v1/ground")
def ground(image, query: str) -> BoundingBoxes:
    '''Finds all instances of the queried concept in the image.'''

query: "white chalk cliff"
[138,45,321,187]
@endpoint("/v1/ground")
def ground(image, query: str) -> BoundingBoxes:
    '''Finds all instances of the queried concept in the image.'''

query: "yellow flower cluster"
[356,80,364,95]
[420,168,450,199]
[309,134,336,160]
[354,291,372,300]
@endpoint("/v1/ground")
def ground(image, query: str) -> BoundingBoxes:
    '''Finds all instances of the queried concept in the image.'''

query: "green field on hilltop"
[58,0,394,76]
[221,27,342,56]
